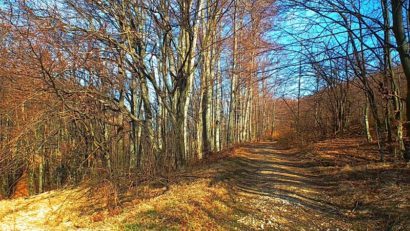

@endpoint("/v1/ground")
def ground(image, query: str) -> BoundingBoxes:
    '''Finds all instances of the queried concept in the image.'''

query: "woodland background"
[1,0,410,199]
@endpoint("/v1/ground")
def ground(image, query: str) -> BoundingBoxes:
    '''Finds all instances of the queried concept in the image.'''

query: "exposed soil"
[1,139,409,230]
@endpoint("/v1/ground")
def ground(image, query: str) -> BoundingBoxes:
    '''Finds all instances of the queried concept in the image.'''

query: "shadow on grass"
[122,195,255,231]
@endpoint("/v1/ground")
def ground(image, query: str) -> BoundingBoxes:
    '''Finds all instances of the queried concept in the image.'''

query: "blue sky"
[263,0,399,98]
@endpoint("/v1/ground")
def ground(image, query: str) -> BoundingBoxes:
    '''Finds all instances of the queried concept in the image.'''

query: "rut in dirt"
[212,143,346,213]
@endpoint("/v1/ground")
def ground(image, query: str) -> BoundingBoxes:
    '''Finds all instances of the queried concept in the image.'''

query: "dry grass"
[0,187,92,230]
[117,180,244,231]
[0,163,250,230]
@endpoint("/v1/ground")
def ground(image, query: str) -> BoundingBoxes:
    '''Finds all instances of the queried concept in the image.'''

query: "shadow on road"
[212,143,348,215]
[210,142,407,229]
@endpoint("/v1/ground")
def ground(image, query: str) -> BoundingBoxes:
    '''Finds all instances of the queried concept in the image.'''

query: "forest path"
[212,142,387,230]
[1,141,408,230]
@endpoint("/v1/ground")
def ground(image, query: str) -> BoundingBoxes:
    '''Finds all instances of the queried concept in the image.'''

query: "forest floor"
[1,138,410,230]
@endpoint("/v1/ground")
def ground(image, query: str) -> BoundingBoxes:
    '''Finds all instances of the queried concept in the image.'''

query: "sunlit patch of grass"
[118,179,251,230]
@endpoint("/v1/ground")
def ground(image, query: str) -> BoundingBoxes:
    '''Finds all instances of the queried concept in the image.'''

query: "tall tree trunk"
[130,78,140,169]
[175,0,204,166]
[391,0,410,160]
[215,53,222,152]
[364,99,373,143]
[383,0,405,158]
[140,77,159,168]
[38,155,44,193]
[228,1,239,145]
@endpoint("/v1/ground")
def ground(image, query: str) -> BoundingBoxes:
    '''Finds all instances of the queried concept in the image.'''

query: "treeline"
[275,68,406,152]
[274,0,410,162]
[0,0,276,198]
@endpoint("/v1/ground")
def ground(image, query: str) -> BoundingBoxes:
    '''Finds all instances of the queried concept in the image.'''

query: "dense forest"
[0,0,410,230]
[0,0,278,197]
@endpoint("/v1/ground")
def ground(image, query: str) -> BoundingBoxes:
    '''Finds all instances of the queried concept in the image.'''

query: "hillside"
[1,139,409,231]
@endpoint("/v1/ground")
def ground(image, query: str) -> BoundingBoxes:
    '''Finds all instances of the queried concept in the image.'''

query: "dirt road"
[211,142,408,230]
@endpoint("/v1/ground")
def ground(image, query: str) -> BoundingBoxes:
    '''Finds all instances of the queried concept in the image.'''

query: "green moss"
[124,223,144,231]
[124,222,177,231]
[143,209,159,217]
